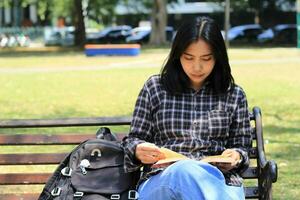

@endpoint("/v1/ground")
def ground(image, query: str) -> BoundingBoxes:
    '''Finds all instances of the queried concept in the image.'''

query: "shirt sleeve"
[227,88,252,174]
[122,83,154,173]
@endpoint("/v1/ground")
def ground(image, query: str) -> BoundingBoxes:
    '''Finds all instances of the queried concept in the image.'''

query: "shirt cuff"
[122,137,145,173]
[231,148,250,173]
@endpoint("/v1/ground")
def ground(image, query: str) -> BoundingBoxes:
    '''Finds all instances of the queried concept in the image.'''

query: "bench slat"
[0,150,257,165]
[0,134,94,145]
[0,166,258,185]
[241,167,258,179]
[0,117,131,128]
[0,133,127,145]
[0,193,39,200]
[0,153,67,165]
[0,189,260,200]
[245,186,259,198]
[0,173,50,185]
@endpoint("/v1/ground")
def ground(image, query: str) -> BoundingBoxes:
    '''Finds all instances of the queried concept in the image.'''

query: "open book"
[152,147,234,168]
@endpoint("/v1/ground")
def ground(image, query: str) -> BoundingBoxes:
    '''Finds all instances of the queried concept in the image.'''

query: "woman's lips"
[191,74,204,78]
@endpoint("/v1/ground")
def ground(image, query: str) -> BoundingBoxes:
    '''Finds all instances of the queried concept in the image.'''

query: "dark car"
[228,24,263,43]
[86,25,132,44]
[257,24,297,45]
[126,26,174,44]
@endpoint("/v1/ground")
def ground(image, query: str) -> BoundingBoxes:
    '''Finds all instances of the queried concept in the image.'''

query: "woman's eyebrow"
[200,53,213,57]
[183,52,194,56]
[183,52,213,57]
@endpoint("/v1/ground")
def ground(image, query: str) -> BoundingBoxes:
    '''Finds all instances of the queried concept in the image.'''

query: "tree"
[149,0,168,45]
[14,0,120,47]
[73,0,86,47]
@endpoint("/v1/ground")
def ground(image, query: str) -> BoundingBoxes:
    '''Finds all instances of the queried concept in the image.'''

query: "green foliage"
[88,0,119,25]
[50,0,73,19]
[0,0,10,7]
[202,0,295,11]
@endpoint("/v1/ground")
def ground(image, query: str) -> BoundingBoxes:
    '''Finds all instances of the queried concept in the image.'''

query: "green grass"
[0,47,300,199]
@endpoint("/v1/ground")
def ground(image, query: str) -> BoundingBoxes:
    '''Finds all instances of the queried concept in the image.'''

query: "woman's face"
[180,38,215,91]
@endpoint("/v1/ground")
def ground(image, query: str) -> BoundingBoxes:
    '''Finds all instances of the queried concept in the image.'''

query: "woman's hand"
[135,142,165,164]
[214,149,242,172]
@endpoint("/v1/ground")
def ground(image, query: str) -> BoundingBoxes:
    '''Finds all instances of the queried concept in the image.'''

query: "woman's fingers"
[216,149,242,171]
[135,142,165,164]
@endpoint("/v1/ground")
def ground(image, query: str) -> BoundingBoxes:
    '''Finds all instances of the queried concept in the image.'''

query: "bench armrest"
[253,107,278,183]
[252,107,278,200]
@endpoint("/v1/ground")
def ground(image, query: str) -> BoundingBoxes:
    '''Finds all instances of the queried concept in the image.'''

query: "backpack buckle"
[74,191,84,197]
[91,148,102,157]
[128,190,139,199]
[51,187,61,196]
[61,167,72,177]
[110,194,120,199]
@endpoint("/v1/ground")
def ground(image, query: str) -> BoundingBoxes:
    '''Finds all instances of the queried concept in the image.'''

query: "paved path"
[0,57,299,74]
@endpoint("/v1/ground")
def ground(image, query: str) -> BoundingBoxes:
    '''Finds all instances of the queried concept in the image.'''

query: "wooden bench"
[0,107,277,200]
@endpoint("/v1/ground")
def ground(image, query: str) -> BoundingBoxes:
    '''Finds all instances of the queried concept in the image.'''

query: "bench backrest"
[0,109,262,200]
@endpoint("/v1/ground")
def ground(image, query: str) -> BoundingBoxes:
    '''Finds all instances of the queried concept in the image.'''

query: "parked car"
[228,24,263,43]
[257,24,297,45]
[86,25,132,44]
[44,26,74,46]
[126,26,174,44]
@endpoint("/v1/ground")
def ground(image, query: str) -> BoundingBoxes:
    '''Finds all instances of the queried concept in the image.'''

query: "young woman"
[122,16,252,200]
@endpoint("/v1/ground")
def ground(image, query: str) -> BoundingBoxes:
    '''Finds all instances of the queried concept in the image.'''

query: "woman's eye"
[184,56,193,60]
[202,57,212,61]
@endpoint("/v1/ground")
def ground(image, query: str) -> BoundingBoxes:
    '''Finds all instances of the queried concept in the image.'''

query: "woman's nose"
[193,61,203,71]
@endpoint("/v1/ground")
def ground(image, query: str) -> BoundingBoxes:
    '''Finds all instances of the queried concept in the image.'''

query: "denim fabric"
[138,160,245,200]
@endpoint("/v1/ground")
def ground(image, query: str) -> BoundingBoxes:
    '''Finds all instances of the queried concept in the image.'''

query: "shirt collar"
[188,81,210,94]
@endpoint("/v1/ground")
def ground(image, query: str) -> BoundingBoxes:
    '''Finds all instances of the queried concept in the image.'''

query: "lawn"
[0,47,299,199]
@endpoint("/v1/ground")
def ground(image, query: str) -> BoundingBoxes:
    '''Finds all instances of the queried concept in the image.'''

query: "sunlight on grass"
[0,47,300,199]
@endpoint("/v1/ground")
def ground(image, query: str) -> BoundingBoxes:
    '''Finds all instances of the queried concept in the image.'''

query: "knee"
[163,160,221,181]
[138,186,177,200]
[163,160,201,179]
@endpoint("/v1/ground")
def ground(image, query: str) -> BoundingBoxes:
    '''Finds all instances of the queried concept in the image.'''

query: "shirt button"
[193,121,200,127]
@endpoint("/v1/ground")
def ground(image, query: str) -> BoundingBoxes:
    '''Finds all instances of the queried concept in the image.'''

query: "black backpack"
[38,127,140,200]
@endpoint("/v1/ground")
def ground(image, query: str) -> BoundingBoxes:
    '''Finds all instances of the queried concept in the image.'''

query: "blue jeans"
[138,160,245,200]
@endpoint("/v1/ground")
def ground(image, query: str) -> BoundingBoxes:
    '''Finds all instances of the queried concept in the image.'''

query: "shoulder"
[227,84,248,104]
[142,75,166,106]
[143,75,162,93]
[230,84,246,96]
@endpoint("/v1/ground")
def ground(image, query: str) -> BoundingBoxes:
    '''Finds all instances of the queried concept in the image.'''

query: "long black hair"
[160,16,234,95]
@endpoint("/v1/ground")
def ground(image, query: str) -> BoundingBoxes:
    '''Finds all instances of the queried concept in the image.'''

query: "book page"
[151,147,234,168]
[151,147,189,168]
[201,155,234,164]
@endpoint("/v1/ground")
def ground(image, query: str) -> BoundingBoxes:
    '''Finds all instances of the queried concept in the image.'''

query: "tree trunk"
[149,0,167,45]
[254,9,260,24]
[224,0,230,48]
[73,0,86,48]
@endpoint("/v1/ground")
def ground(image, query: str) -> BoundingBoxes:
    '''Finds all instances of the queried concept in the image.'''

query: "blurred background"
[0,0,298,48]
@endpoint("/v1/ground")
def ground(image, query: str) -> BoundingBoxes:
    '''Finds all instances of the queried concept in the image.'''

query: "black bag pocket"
[71,165,133,194]
[81,194,109,200]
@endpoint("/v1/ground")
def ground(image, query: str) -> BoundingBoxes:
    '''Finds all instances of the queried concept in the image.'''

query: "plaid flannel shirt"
[122,75,252,186]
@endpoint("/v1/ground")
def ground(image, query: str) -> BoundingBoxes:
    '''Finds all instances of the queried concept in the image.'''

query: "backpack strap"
[96,127,118,141]
[38,140,89,200]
